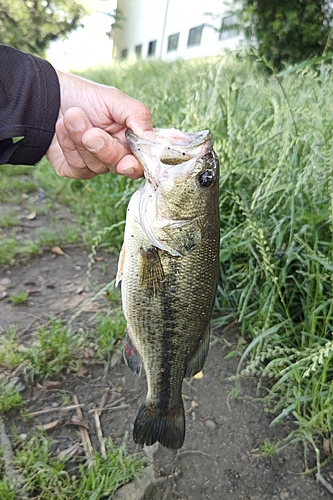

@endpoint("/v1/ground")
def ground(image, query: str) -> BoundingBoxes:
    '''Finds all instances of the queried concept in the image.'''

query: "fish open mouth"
[126,128,211,157]
[125,128,212,175]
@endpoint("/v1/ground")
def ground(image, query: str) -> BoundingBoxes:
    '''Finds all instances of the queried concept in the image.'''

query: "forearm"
[0,45,60,165]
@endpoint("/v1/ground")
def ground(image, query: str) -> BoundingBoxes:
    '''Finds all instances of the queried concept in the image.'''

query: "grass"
[77,54,333,458]
[2,50,333,480]
[9,291,29,305]
[0,302,137,498]
[0,433,144,500]
[0,382,23,412]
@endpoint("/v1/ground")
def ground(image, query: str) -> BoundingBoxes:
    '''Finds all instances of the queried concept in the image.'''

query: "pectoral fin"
[139,246,165,294]
[116,244,126,286]
[184,328,210,378]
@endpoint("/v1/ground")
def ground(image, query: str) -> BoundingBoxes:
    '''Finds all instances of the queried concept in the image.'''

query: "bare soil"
[1,208,333,499]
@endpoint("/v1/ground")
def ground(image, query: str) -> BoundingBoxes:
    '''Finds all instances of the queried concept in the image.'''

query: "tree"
[234,0,333,70]
[0,0,86,57]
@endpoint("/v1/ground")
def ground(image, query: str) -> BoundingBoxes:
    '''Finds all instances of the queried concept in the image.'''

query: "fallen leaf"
[94,256,104,262]
[0,278,11,286]
[51,246,69,257]
[25,211,36,220]
[44,380,62,389]
[323,438,331,457]
[110,350,122,368]
[26,289,40,295]
[35,420,60,432]
[58,442,83,459]
[77,365,88,376]
[21,193,29,199]
[84,347,95,359]
[191,400,199,409]
[193,371,204,380]
[66,416,89,429]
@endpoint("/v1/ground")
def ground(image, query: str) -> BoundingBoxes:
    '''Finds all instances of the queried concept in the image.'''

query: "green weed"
[9,291,29,305]
[27,320,87,378]
[0,320,87,378]
[0,211,19,228]
[2,52,333,467]
[36,225,80,247]
[95,310,126,362]
[261,438,279,458]
[0,381,23,412]
[0,235,40,266]
[7,433,144,500]
[88,55,333,457]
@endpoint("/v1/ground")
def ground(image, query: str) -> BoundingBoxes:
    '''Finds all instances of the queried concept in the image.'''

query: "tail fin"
[133,402,185,449]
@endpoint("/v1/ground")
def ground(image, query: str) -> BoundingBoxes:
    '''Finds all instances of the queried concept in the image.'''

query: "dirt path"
[1,245,333,499]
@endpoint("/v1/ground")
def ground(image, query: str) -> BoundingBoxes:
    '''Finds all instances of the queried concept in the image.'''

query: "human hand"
[46,70,154,179]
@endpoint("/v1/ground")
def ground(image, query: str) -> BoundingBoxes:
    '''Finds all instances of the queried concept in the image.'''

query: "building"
[112,0,242,61]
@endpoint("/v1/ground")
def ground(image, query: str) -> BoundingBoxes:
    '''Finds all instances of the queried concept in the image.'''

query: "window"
[167,33,179,52]
[121,48,128,59]
[187,25,203,47]
[148,40,157,57]
[219,15,239,41]
[135,44,142,57]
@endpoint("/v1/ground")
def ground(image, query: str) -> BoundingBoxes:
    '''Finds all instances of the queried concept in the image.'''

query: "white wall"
[113,0,242,61]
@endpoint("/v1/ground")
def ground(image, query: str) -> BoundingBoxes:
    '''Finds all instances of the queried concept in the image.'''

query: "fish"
[116,127,220,449]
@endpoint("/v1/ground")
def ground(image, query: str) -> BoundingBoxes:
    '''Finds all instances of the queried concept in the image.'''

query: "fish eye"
[197,169,214,187]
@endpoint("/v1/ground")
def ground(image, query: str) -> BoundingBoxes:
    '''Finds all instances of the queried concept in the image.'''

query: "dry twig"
[93,389,109,458]
[88,404,129,413]
[27,403,85,417]
[316,472,333,495]
[73,395,95,467]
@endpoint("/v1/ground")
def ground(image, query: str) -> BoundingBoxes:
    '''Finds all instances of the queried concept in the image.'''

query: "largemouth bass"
[116,128,220,449]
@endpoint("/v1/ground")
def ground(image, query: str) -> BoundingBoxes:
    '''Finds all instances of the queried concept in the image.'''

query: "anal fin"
[123,326,142,377]
[184,327,210,379]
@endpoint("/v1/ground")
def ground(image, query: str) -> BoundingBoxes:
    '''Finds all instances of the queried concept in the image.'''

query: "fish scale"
[117,128,220,449]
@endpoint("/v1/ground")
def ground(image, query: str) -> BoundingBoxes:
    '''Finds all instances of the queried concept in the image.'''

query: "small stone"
[204,417,217,430]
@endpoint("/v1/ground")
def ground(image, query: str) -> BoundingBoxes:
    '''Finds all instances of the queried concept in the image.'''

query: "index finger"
[106,88,155,141]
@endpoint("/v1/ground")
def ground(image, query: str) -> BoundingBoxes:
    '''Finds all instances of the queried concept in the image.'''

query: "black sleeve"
[0,45,60,165]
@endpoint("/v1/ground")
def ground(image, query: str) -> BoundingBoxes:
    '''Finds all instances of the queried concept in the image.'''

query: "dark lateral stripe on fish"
[159,256,183,409]
[133,401,185,449]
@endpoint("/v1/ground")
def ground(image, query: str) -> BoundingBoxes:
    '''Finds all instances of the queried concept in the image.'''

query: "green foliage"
[0,320,87,377]
[9,291,29,305]
[10,434,143,499]
[0,381,23,412]
[0,0,85,56]
[95,310,126,362]
[4,53,333,457]
[234,0,333,69]
[75,55,333,450]
[27,320,86,378]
